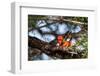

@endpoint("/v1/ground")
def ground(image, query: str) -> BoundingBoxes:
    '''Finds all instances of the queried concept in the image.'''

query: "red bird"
[57,36,63,46]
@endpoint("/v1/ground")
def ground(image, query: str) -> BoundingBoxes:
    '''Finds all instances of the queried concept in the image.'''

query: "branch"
[28,36,81,59]
[63,19,87,25]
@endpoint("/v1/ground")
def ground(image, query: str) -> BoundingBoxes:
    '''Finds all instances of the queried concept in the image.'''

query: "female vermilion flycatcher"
[62,38,71,47]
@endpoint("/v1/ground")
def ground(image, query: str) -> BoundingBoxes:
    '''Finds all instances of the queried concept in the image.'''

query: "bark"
[28,36,81,59]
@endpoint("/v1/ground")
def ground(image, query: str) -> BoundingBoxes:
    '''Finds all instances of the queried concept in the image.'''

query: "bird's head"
[57,35,63,41]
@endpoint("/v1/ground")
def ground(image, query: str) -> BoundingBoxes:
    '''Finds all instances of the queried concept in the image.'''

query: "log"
[28,36,81,59]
